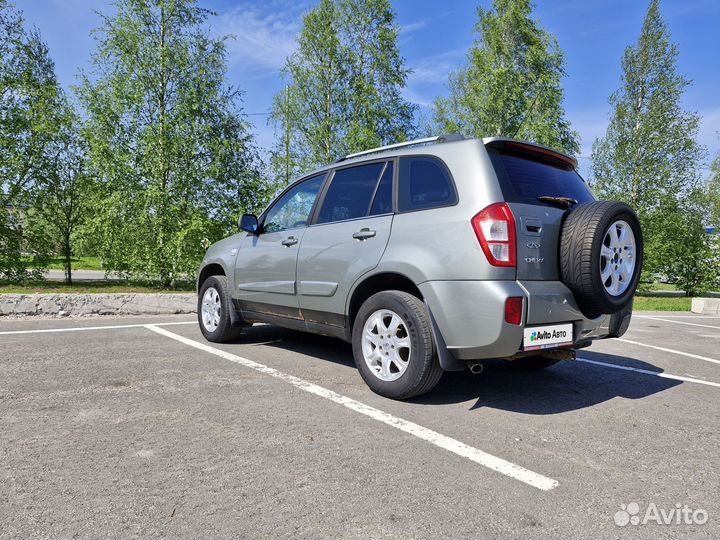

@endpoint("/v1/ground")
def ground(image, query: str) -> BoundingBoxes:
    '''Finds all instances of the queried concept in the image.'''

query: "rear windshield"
[488,148,594,206]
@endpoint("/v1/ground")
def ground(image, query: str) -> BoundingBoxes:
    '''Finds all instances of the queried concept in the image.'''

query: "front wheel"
[198,275,243,343]
[352,291,443,400]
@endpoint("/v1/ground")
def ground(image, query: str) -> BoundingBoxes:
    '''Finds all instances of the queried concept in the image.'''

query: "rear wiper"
[537,195,578,209]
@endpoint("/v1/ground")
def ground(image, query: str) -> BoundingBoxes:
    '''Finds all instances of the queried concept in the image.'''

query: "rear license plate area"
[523,323,573,351]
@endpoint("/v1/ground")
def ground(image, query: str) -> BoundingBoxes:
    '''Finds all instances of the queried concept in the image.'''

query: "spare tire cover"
[559,201,643,318]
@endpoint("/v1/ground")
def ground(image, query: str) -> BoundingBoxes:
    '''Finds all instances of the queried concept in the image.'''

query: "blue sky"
[16,0,720,176]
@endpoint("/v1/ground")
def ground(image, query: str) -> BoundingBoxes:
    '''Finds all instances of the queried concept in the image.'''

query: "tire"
[352,291,443,400]
[509,355,560,370]
[197,275,243,343]
[559,201,643,318]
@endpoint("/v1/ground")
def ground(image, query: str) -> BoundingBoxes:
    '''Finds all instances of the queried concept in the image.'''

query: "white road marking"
[635,314,720,318]
[145,324,559,491]
[577,358,720,389]
[654,316,720,318]
[614,338,720,366]
[635,315,720,330]
[0,320,195,336]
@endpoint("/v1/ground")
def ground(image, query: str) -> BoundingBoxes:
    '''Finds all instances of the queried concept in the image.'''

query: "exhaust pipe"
[467,361,484,375]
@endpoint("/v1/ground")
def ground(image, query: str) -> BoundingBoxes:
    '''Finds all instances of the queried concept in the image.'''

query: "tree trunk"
[63,231,72,285]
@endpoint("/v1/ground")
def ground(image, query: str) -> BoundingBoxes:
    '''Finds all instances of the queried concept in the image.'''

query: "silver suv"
[197,135,643,399]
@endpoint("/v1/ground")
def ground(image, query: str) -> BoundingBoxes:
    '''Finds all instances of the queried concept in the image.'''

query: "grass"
[643,282,680,292]
[633,296,691,311]
[24,256,104,271]
[46,256,103,271]
[0,280,194,294]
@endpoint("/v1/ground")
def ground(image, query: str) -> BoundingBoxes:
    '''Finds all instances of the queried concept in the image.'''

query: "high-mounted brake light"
[504,141,577,168]
[471,202,516,267]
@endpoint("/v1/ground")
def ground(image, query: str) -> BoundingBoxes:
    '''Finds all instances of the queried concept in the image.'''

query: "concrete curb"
[691,297,720,315]
[0,293,196,317]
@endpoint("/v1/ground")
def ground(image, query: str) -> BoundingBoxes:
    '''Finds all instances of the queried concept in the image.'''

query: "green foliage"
[269,0,415,182]
[76,0,266,286]
[433,0,579,155]
[0,0,63,281]
[661,209,719,296]
[24,100,94,284]
[709,151,720,228]
[591,0,707,288]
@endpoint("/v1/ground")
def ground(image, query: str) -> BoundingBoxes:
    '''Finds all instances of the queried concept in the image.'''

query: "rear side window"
[370,162,393,215]
[488,149,594,205]
[316,162,385,224]
[398,156,456,212]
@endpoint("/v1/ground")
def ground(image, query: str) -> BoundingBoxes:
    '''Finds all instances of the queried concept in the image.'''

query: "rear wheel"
[198,275,243,343]
[352,291,443,400]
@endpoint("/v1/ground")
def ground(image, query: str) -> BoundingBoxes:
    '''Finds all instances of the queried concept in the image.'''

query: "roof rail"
[335,134,464,163]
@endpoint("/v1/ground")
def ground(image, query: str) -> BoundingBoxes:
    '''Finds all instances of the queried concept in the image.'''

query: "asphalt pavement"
[1,311,719,538]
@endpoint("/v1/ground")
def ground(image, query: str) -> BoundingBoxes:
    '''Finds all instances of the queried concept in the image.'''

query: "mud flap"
[425,301,466,372]
[608,299,633,338]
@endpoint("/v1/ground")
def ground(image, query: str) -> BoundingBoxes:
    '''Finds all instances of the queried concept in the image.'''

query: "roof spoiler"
[483,137,578,168]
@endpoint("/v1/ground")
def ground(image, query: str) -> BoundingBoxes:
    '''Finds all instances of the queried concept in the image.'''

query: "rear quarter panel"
[379,139,514,283]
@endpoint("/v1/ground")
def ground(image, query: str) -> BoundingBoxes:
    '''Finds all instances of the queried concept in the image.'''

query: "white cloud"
[698,107,720,152]
[406,48,466,86]
[216,3,308,73]
[401,87,433,108]
[399,19,429,34]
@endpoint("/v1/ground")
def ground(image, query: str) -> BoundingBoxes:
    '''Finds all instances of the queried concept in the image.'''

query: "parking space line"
[635,315,720,330]
[577,358,720,389]
[615,338,720,366]
[637,315,720,319]
[144,324,559,491]
[0,320,195,336]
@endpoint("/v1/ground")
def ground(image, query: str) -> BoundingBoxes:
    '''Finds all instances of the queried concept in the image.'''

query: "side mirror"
[239,213,259,234]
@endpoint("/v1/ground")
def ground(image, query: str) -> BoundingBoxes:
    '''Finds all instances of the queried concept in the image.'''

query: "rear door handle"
[352,228,376,241]
[281,236,298,247]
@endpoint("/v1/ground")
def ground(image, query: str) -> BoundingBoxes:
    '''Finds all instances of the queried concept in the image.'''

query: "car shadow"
[233,325,681,415]
[412,350,681,413]
[230,324,356,367]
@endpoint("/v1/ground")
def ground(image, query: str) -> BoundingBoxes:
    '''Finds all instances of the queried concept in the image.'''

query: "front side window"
[398,156,456,212]
[316,162,386,224]
[263,175,325,233]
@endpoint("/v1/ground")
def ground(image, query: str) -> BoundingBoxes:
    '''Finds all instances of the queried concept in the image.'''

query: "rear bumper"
[418,280,614,360]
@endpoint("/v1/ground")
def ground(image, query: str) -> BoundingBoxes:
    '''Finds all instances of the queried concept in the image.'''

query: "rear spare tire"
[559,201,643,318]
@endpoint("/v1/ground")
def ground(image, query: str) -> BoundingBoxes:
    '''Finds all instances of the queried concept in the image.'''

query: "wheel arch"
[346,271,423,331]
[197,262,227,291]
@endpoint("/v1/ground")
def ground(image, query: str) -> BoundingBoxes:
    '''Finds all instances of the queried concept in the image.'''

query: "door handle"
[281,236,298,247]
[352,228,376,241]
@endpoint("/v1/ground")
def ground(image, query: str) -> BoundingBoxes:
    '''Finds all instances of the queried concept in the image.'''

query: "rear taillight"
[505,297,523,325]
[471,202,516,267]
